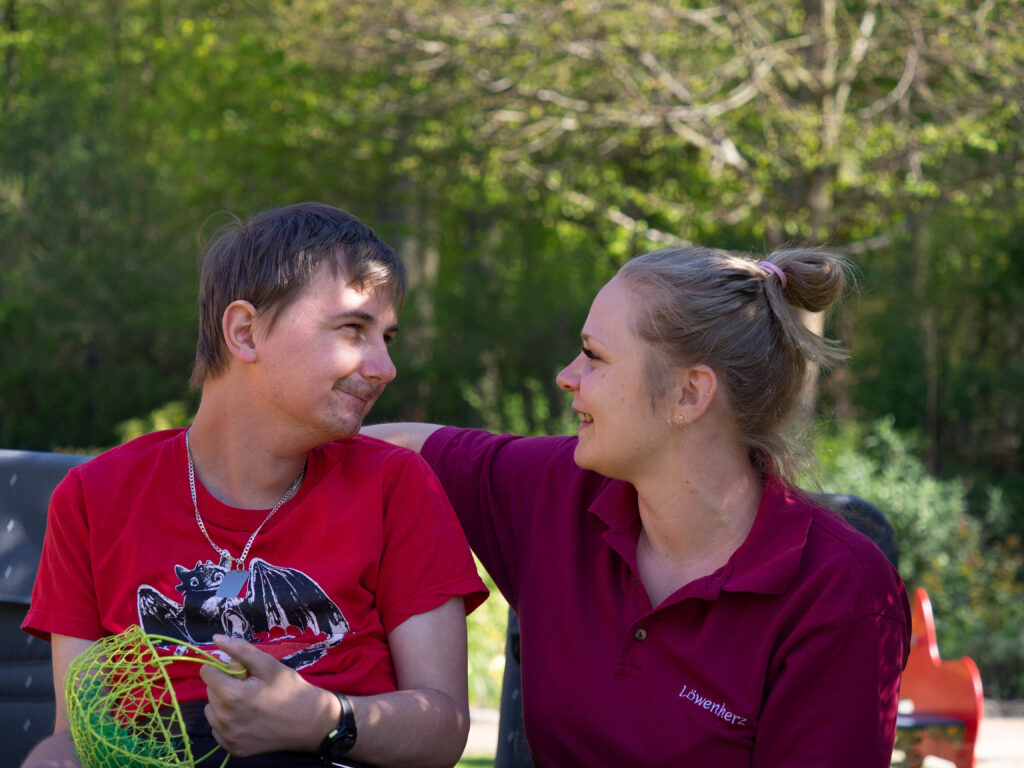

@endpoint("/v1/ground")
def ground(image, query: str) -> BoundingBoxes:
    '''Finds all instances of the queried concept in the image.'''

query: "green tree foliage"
[5,0,1022,452]
[2,0,1022,692]
[840,207,1024,533]
[815,418,1024,698]
[295,0,1024,452]
[0,1,200,448]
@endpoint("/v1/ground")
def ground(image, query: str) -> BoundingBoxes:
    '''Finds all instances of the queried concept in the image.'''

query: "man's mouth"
[335,385,380,405]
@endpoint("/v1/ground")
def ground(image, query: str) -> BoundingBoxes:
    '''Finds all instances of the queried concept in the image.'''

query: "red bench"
[895,587,984,768]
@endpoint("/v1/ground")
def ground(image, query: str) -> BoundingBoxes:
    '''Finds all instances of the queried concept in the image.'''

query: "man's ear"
[671,364,718,425]
[221,300,259,364]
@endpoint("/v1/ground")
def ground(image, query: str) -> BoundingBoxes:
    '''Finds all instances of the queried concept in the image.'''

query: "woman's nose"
[556,355,582,392]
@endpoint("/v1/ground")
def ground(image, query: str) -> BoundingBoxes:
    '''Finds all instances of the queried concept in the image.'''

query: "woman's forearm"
[361,423,444,453]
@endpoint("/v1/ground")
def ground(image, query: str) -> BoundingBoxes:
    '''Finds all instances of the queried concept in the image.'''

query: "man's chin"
[315,413,367,444]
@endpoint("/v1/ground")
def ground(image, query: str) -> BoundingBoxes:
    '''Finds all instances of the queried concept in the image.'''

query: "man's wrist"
[319,692,358,765]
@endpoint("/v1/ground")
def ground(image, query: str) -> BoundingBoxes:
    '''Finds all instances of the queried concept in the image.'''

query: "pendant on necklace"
[216,568,250,598]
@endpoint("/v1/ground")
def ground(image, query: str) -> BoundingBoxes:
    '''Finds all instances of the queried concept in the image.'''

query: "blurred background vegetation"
[2,0,1022,702]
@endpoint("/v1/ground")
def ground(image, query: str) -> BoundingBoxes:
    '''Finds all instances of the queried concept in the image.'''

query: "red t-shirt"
[24,428,487,703]
[423,428,910,768]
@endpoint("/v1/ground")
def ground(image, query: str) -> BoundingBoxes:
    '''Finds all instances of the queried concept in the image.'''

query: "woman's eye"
[582,346,598,360]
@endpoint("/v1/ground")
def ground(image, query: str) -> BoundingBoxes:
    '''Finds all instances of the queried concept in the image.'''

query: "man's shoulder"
[73,428,184,477]
[48,429,184,514]
[317,434,423,473]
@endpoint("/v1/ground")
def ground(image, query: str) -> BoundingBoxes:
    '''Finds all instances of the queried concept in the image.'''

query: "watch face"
[320,692,357,765]
[322,726,357,761]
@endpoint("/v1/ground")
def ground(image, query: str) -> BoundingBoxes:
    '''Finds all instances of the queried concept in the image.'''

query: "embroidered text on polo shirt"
[678,684,748,726]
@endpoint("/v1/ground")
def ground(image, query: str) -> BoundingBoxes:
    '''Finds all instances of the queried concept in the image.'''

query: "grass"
[457,759,496,768]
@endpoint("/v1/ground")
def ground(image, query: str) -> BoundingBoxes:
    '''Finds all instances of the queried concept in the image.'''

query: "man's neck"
[188,393,310,511]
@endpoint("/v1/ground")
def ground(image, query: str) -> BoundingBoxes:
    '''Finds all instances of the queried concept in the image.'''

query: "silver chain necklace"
[184,429,306,572]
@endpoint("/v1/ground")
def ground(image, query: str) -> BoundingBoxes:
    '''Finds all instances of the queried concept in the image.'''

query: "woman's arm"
[752,613,908,767]
[361,423,445,454]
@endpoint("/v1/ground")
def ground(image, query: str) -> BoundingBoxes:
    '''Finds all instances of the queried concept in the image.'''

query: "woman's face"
[556,276,673,481]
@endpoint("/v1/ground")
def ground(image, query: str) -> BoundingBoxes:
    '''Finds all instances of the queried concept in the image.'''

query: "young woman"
[372,246,910,766]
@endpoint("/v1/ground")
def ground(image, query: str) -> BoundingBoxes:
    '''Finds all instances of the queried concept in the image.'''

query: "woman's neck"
[632,436,762,605]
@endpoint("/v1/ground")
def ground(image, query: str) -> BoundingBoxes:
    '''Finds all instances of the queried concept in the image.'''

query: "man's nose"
[364,340,397,384]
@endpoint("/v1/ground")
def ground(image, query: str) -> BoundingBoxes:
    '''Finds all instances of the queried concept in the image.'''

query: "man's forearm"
[19,732,82,768]
[213,684,469,768]
[202,626,471,768]
[341,687,469,768]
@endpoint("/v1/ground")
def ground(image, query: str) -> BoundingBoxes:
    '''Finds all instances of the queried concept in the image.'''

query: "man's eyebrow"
[329,311,399,335]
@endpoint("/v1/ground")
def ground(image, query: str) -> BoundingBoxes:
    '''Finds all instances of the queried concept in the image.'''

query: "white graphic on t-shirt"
[136,557,350,670]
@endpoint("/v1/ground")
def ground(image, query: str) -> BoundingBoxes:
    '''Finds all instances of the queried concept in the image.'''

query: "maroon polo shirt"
[424,428,910,767]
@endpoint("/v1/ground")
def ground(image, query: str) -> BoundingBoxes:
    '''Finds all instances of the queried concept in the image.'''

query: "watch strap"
[319,692,357,764]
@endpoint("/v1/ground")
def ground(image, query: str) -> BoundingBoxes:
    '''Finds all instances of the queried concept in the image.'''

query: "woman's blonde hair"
[617,246,848,480]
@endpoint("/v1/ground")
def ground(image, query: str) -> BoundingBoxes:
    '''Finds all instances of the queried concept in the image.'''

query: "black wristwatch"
[319,692,358,766]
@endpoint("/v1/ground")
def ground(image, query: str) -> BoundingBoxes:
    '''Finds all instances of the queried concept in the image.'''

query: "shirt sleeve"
[373,447,489,636]
[23,468,105,642]
[752,607,909,767]
[421,428,575,609]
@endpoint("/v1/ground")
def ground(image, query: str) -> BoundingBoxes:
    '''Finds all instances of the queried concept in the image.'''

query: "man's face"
[251,262,398,444]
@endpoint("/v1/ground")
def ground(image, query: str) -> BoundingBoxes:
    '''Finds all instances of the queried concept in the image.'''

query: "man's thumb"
[211,634,274,678]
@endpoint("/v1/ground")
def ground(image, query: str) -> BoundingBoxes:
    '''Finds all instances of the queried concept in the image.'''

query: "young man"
[21,203,487,768]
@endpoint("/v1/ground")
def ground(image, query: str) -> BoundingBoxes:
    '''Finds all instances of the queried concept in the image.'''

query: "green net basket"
[65,625,239,768]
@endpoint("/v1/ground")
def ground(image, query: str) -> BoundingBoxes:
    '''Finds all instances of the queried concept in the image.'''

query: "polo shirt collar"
[722,475,812,595]
[590,479,643,571]
[588,474,812,599]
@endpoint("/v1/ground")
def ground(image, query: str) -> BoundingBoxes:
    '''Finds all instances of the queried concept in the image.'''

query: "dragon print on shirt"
[136,558,350,670]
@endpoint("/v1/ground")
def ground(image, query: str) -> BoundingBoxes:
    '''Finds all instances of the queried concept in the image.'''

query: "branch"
[836,227,907,256]
[516,163,691,247]
[857,42,919,119]
[832,0,881,119]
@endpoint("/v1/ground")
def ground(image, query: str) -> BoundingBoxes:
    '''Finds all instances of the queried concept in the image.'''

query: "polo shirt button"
[634,628,648,641]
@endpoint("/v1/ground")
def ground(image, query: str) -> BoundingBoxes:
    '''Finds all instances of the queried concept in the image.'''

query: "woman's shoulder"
[424,427,583,476]
[800,496,908,618]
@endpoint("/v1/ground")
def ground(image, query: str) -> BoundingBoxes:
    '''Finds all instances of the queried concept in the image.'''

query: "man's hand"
[200,635,338,757]
[202,597,470,767]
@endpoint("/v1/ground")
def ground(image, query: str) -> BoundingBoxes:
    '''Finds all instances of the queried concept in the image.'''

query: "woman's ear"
[672,364,717,425]
[221,300,259,364]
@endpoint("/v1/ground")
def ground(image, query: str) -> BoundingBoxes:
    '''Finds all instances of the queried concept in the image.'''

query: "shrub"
[812,417,1024,698]
[466,561,510,709]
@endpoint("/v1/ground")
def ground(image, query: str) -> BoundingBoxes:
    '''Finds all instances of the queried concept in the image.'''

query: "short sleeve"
[23,469,105,642]
[752,608,909,766]
[421,428,577,608]
[373,448,488,636]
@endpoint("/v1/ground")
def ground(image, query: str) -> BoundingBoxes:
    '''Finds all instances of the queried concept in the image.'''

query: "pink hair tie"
[758,261,787,289]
